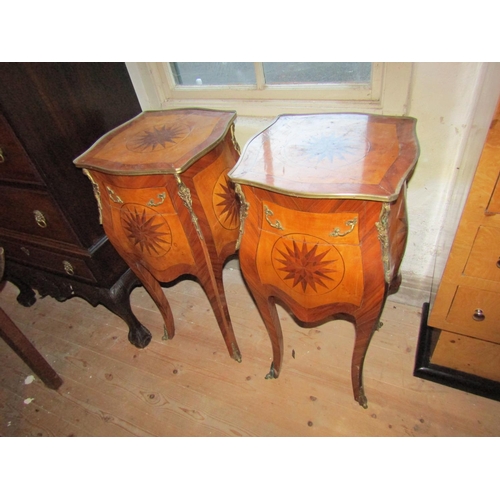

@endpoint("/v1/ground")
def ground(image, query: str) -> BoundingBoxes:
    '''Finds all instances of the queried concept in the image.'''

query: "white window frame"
[126,62,413,117]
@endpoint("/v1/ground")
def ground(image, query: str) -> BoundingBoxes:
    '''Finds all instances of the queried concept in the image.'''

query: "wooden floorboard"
[1,264,499,437]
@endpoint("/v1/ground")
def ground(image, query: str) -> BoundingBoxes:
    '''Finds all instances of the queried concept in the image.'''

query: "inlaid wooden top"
[228,113,419,201]
[74,108,236,175]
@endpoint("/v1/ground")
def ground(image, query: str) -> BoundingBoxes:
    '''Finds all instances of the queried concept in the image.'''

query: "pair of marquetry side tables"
[75,108,419,408]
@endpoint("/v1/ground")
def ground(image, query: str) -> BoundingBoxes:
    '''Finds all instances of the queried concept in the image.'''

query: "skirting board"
[386,273,433,308]
[414,302,500,402]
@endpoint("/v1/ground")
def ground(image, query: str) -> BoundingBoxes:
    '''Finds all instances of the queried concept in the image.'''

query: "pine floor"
[1,260,499,437]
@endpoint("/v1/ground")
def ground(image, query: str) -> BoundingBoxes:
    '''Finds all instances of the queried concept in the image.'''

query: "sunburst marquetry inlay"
[272,235,344,294]
[213,171,239,230]
[127,122,190,153]
[120,205,173,256]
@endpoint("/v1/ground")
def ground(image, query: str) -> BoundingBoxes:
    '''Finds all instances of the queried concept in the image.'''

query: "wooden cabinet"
[0,63,152,348]
[74,108,242,361]
[228,113,419,407]
[415,100,500,400]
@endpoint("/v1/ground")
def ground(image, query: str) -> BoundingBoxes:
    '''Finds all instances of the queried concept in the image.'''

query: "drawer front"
[100,182,176,216]
[255,201,364,308]
[105,201,196,276]
[430,330,500,382]
[446,285,500,343]
[1,239,97,283]
[0,114,44,185]
[463,225,500,282]
[0,185,79,245]
[486,166,500,214]
[259,201,360,244]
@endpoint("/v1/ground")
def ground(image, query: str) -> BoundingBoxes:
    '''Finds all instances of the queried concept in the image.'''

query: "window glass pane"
[170,62,256,85]
[262,62,371,84]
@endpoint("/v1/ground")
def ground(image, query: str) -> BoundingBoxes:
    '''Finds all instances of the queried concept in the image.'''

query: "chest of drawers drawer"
[0,238,97,283]
[445,285,500,343]
[253,199,364,308]
[0,185,79,245]
[0,114,44,185]
[463,225,500,281]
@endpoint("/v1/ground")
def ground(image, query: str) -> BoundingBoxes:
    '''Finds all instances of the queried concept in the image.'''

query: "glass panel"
[170,62,256,86]
[262,62,372,84]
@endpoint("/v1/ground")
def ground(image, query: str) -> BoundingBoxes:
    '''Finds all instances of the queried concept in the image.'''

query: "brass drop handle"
[264,205,284,230]
[63,260,75,275]
[330,218,358,237]
[0,147,5,163]
[33,210,47,228]
[106,186,123,204]
[472,309,485,322]
[147,192,166,207]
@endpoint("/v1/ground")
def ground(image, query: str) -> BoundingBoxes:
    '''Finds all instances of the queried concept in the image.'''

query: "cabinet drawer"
[446,286,500,343]
[0,185,79,245]
[260,201,360,245]
[254,200,364,308]
[463,226,500,282]
[1,239,97,283]
[0,114,44,185]
[100,183,177,216]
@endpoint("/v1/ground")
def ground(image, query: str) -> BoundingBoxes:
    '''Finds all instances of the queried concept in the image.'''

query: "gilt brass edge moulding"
[82,169,103,224]
[224,177,407,203]
[174,173,203,240]
[375,202,391,284]
[234,183,249,250]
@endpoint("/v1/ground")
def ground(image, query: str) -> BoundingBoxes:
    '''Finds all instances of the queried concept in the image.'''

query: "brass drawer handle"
[33,210,47,228]
[63,260,75,275]
[147,192,166,207]
[106,186,123,204]
[264,205,284,230]
[0,147,5,163]
[330,218,358,237]
[472,309,485,321]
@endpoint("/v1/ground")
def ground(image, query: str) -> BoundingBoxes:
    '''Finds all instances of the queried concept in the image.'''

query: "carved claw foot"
[128,324,152,348]
[265,362,278,380]
[16,288,37,307]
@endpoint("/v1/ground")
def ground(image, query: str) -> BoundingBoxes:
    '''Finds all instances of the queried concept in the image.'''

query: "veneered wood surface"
[76,111,242,362]
[230,113,418,407]
[229,113,418,201]
[431,330,500,382]
[429,100,500,334]
[75,108,237,175]
[236,185,407,407]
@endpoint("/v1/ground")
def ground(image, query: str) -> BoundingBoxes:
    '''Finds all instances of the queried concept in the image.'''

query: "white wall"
[126,62,500,306]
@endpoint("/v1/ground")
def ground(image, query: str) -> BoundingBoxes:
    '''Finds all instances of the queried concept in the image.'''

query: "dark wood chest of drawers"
[0,63,151,347]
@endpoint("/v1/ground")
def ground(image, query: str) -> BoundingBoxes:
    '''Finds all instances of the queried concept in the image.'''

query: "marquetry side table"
[74,108,242,362]
[228,113,419,407]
